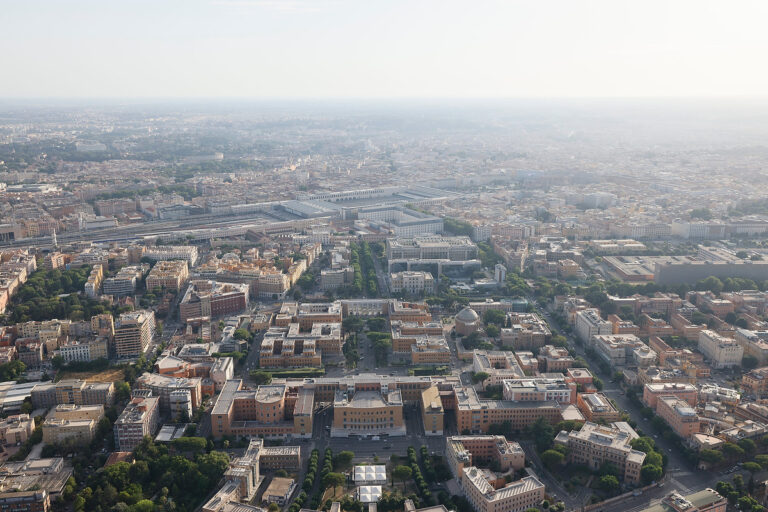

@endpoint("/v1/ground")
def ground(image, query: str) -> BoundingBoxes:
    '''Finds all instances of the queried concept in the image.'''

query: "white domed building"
[455,307,480,336]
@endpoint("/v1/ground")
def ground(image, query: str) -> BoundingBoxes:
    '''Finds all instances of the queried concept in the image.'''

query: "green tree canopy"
[541,450,564,469]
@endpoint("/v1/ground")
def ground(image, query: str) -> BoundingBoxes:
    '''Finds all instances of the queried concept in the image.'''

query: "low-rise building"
[472,351,525,387]
[0,490,50,512]
[410,337,451,365]
[0,457,72,499]
[455,386,571,434]
[636,489,726,512]
[734,329,768,366]
[56,338,108,363]
[577,393,621,423]
[699,384,740,406]
[30,380,114,410]
[102,265,147,297]
[259,329,322,368]
[0,414,35,446]
[135,372,202,413]
[262,477,296,506]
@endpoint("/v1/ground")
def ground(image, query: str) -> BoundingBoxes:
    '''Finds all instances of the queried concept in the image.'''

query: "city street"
[532,301,741,510]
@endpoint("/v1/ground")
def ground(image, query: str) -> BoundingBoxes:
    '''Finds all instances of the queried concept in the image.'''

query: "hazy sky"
[2,0,768,98]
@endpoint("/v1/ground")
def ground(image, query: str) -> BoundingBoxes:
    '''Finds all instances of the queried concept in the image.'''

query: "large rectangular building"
[698,330,743,369]
[331,389,405,437]
[114,396,160,451]
[135,372,202,413]
[210,375,446,439]
[42,404,104,447]
[114,310,155,359]
[554,422,646,484]
[500,313,551,350]
[0,490,50,512]
[179,280,249,323]
[592,334,656,368]
[446,435,525,479]
[501,377,576,405]
[462,469,544,512]
[30,380,114,410]
[455,387,568,434]
[656,396,700,439]
[145,260,189,292]
[574,309,613,345]
[643,383,698,410]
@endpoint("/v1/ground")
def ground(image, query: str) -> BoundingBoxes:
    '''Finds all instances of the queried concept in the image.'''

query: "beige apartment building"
[734,329,768,366]
[698,330,743,369]
[114,310,155,358]
[259,330,322,368]
[0,414,35,446]
[455,387,568,434]
[392,320,444,353]
[30,380,114,410]
[145,260,189,292]
[42,404,104,447]
[135,372,202,412]
[743,367,768,398]
[114,396,160,451]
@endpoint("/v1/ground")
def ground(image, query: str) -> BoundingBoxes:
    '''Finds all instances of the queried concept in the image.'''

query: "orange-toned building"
[656,396,700,439]
[577,393,622,423]
[643,382,698,410]
[743,367,768,398]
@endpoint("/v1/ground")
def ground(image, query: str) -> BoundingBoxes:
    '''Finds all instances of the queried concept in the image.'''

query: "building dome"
[456,307,479,323]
